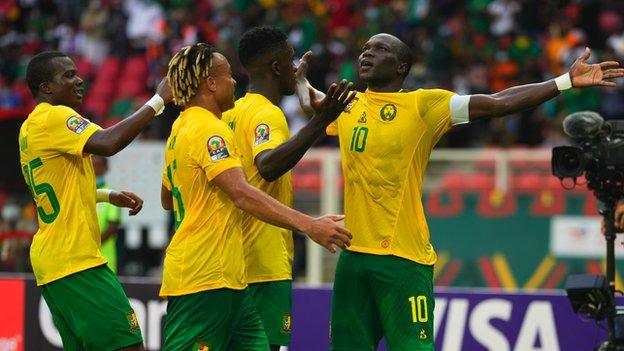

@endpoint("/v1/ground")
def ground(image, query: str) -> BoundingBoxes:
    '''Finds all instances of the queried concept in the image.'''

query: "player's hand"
[570,48,624,88]
[110,191,144,216]
[295,50,313,83]
[309,79,357,126]
[600,203,624,235]
[156,77,173,104]
[304,215,352,253]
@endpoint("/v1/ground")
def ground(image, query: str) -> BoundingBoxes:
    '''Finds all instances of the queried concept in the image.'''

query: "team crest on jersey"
[254,124,270,146]
[380,103,397,121]
[344,96,359,112]
[66,115,90,134]
[207,135,230,161]
[282,313,292,333]
[126,311,140,331]
[192,341,210,351]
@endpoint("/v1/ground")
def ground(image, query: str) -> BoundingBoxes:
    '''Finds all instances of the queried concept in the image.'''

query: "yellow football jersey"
[19,102,104,285]
[327,89,455,265]
[222,93,294,283]
[160,106,246,297]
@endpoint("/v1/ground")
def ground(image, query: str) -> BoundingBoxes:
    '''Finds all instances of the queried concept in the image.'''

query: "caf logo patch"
[380,104,397,121]
[207,135,230,161]
[344,96,359,112]
[66,115,90,134]
[126,311,140,331]
[254,124,270,146]
[193,341,210,351]
[282,313,292,333]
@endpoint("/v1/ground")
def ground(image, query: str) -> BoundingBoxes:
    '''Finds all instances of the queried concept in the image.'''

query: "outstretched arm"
[213,167,351,253]
[468,48,624,122]
[84,78,173,156]
[256,80,355,181]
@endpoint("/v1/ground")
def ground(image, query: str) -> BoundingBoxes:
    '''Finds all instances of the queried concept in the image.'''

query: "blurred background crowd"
[1,0,623,278]
[1,0,623,144]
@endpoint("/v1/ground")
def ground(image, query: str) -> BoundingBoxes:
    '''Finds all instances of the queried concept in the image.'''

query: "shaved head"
[370,33,413,76]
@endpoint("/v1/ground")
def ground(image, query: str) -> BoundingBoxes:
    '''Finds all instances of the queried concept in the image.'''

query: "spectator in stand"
[1,0,623,147]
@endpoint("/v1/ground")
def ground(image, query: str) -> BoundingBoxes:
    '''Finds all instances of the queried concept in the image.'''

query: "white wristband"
[554,72,572,91]
[96,189,113,203]
[145,94,165,116]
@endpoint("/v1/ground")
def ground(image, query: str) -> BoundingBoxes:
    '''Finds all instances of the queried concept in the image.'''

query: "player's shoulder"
[413,88,455,100]
[47,104,82,120]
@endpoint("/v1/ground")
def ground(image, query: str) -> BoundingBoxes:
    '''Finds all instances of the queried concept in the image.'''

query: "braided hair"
[167,43,216,106]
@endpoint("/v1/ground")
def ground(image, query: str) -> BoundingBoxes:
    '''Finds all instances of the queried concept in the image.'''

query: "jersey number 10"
[408,295,428,323]
[349,127,368,152]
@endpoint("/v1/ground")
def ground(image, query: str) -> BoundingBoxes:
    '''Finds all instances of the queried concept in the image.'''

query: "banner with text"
[0,276,616,351]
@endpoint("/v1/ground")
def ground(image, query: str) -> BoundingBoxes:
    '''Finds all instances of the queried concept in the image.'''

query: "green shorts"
[163,288,269,351]
[40,264,143,351]
[248,280,292,346]
[330,250,434,351]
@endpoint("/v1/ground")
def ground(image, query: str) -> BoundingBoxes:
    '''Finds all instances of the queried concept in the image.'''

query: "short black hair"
[238,26,289,68]
[26,51,68,97]
[395,41,413,76]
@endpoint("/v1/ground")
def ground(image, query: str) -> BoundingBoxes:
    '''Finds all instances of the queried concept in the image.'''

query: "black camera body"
[552,119,624,200]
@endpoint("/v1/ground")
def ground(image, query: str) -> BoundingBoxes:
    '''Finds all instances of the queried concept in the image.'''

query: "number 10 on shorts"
[408,295,428,323]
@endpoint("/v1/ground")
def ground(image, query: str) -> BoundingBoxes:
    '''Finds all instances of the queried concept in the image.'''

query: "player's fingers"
[338,82,354,102]
[325,242,337,254]
[600,81,617,87]
[600,61,620,69]
[604,69,624,79]
[336,225,352,238]
[333,232,351,247]
[342,90,357,107]
[326,214,345,222]
[325,83,338,100]
[333,80,348,99]
[579,47,591,62]
[301,50,313,62]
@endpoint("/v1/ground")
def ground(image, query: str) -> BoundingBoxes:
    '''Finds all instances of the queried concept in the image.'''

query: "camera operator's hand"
[601,202,624,234]
[569,48,624,88]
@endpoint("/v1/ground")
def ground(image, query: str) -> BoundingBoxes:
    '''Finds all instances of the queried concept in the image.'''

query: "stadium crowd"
[0,0,623,145]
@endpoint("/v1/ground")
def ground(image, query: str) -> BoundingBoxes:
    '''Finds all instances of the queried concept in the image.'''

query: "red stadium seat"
[441,172,495,192]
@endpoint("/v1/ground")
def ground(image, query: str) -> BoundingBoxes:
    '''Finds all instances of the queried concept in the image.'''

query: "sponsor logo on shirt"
[357,111,367,123]
[282,313,292,333]
[380,103,397,121]
[65,115,90,134]
[344,96,359,112]
[126,310,140,332]
[207,135,230,161]
[254,124,270,146]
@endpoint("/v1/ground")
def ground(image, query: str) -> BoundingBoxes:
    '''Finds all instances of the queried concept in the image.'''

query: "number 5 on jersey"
[166,161,185,229]
[23,157,60,223]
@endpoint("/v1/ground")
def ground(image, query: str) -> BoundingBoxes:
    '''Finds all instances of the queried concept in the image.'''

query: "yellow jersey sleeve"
[191,122,242,181]
[250,105,289,159]
[415,89,454,143]
[47,105,101,156]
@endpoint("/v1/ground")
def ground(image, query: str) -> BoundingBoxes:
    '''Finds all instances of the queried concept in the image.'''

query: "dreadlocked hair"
[167,43,216,106]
